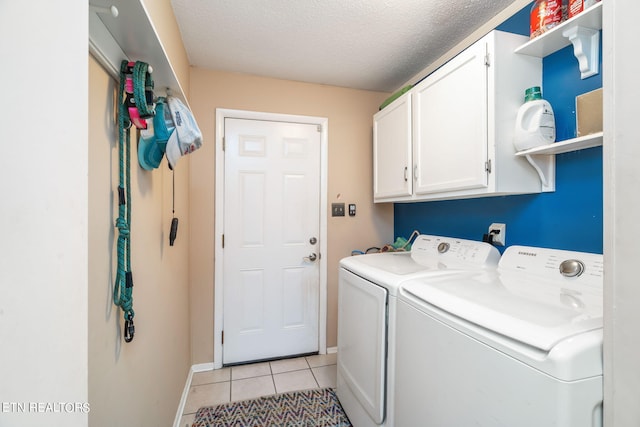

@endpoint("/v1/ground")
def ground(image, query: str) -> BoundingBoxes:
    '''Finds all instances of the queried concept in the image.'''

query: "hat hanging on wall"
[138,97,175,170]
[165,96,203,169]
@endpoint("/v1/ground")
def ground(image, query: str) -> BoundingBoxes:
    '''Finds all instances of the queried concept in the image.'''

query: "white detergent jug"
[514,86,555,189]
[514,86,555,151]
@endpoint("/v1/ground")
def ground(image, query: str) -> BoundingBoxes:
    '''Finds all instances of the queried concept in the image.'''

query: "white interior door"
[223,117,321,365]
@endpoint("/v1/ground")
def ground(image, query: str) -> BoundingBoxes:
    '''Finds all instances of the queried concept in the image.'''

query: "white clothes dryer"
[337,235,500,427]
[394,245,604,427]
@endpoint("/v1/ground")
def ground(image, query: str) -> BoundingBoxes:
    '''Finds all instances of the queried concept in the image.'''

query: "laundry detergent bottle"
[514,86,555,152]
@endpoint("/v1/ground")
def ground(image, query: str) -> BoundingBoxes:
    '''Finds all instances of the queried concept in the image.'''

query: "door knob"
[304,253,318,262]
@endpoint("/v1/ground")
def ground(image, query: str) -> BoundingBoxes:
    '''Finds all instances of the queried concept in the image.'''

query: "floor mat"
[192,387,352,427]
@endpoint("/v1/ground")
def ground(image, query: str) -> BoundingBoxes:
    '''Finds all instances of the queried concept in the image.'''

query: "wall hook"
[89,4,119,18]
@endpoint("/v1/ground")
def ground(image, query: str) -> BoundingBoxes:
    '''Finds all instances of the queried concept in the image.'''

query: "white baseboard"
[326,346,337,354]
[173,363,215,427]
[192,362,215,372]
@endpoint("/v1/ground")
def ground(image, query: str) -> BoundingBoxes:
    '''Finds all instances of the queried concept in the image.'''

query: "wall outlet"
[488,223,506,246]
[332,203,345,217]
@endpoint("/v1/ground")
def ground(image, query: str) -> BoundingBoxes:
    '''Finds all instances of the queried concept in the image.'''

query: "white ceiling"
[170,0,518,93]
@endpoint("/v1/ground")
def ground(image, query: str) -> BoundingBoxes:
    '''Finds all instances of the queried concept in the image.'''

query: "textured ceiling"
[170,0,517,92]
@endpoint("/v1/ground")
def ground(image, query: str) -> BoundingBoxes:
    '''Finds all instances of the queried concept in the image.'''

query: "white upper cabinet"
[373,30,547,203]
[413,39,488,195]
[373,93,413,200]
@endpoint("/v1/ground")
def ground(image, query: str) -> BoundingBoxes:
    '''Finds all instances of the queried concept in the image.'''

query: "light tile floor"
[179,353,337,427]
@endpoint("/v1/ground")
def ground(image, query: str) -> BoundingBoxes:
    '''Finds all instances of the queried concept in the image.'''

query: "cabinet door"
[413,40,488,195]
[373,93,412,200]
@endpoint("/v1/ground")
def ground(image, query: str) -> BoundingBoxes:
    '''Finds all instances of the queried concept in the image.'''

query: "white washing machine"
[394,245,604,427]
[337,235,500,427]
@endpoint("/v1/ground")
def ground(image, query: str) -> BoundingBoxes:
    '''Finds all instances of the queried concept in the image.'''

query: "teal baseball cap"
[138,97,176,170]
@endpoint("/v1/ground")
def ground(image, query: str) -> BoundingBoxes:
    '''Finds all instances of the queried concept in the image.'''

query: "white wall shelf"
[515,131,603,156]
[515,2,602,58]
[89,0,187,102]
[515,2,602,79]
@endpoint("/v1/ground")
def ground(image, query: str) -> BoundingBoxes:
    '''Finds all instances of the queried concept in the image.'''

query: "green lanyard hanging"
[113,60,154,343]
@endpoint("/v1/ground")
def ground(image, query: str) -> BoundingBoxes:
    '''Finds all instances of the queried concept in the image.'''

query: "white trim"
[192,362,216,372]
[172,369,193,427]
[326,346,338,354]
[603,1,640,424]
[172,363,216,427]
[88,0,188,102]
[214,109,329,369]
[88,12,126,79]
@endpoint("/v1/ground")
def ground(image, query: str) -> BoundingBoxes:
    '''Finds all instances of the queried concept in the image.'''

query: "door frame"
[213,108,328,368]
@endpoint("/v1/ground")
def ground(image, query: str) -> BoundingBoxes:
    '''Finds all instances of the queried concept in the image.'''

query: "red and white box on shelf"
[568,0,601,19]
[530,0,564,39]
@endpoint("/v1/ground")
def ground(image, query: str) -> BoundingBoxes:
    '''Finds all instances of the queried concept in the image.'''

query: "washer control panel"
[499,245,603,287]
[411,235,501,267]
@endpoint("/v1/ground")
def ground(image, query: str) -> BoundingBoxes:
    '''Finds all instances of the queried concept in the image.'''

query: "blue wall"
[394,5,603,253]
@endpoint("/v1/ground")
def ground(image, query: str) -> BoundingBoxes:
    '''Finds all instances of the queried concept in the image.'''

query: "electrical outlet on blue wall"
[394,4,603,254]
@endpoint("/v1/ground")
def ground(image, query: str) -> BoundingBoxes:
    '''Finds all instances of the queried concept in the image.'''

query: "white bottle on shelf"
[514,86,556,151]
[514,86,556,189]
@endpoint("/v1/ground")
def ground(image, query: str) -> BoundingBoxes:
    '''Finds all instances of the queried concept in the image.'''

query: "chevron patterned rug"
[192,387,352,427]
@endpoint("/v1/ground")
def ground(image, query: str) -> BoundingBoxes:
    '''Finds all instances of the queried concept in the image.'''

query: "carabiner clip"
[124,314,135,343]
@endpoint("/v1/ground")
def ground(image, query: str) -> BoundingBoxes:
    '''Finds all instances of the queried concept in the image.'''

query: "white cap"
[165,96,203,169]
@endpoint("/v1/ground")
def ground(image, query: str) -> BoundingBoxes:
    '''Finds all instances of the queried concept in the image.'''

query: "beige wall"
[188,68,394,364]
[88,56,191,426]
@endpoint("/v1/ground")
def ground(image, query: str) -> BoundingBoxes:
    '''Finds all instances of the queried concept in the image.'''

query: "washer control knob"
[559,259,585,277]
[437,242,450,254]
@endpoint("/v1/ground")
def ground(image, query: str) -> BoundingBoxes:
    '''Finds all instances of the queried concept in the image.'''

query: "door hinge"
[222,137,226,151]
[222,234,225,248]
[484,52,491,67]
[317,124,322,132]
[485,159,492,173]
[221,330,224,345]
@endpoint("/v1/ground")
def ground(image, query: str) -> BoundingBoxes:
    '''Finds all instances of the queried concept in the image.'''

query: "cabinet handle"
[413,165,418,181]
[404,166,408,182]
